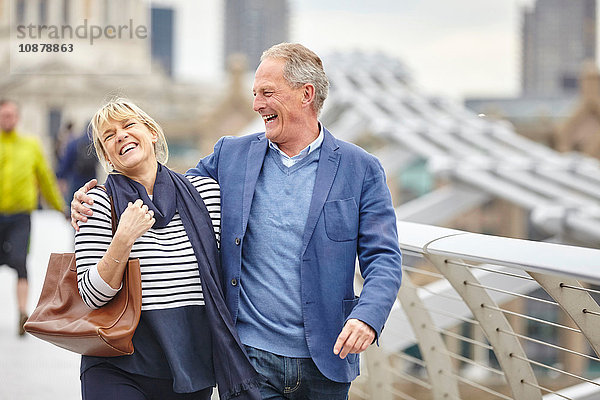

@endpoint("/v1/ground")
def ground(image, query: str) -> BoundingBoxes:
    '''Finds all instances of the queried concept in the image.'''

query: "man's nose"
[253,95,264,112]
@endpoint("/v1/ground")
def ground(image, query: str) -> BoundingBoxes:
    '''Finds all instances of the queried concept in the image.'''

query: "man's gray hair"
[261,43,329,115]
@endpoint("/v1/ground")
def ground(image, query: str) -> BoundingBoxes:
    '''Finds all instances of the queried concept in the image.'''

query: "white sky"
[291,0,537,101]
[158,0,548,102]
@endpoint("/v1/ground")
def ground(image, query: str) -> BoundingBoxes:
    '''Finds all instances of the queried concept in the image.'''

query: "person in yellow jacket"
[0,100,65,335]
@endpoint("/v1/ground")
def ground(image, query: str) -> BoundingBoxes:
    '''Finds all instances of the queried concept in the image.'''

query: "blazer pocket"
[324,198,358,242]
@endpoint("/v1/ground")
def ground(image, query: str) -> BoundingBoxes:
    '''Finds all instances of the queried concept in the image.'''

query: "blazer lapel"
[301,129,340,254]
[242,134,268,233]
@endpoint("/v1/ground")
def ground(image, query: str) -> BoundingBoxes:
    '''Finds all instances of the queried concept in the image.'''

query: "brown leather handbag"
[24,196,142,357]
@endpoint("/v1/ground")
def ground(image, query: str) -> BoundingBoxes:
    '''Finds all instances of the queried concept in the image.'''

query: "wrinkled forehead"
[95,110,142,136]
[255,57,285,77]
[96,118,122,136]
[253,58,291,90]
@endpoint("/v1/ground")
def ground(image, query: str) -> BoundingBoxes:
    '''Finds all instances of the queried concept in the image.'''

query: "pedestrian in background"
[0,100,65,335]
[57,122,98,217]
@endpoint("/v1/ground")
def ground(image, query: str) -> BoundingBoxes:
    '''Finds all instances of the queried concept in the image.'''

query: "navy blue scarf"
[105,163,262,400]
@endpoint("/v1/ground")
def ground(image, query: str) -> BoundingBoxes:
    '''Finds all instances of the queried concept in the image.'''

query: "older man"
[73,43,402,399]
[0,100,65,335]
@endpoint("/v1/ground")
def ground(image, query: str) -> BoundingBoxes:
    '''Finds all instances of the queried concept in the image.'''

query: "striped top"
[75,175,220,312]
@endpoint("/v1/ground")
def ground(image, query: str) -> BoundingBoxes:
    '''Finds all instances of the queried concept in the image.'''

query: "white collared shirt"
[268,123,324,168]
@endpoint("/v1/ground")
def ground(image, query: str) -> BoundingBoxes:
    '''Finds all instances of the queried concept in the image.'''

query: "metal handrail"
[352,221,600,400]
[399,221,600,282]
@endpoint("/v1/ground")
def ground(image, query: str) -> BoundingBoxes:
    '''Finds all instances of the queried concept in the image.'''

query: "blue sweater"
[236,147,320,357]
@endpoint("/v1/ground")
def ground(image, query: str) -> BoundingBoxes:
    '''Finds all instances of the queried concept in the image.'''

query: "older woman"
[75,99,260,400]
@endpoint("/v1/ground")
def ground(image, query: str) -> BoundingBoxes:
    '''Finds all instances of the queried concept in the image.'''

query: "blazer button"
[231,278,238,286]
[235,237,241,246]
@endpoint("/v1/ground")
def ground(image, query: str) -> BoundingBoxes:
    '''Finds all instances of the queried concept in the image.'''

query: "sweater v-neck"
[267,147,320,175]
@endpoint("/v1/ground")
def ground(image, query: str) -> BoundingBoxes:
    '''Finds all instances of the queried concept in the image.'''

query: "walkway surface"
[0,211,80,399]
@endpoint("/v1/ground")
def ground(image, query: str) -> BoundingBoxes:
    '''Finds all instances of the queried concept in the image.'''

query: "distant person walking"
[57,123,98,215]
[0,100,65,335]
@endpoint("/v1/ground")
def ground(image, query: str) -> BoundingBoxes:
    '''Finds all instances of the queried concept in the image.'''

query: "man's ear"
[302,84,316,108]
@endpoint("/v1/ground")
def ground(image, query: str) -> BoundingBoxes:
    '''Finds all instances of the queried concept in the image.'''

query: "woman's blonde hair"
[89,98,168,173]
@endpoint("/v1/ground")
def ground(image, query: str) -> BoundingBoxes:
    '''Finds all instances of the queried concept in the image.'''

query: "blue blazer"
[187,128,402,382]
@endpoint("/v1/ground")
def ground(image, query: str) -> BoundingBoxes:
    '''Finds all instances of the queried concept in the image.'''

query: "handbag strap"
[109,195,117,236]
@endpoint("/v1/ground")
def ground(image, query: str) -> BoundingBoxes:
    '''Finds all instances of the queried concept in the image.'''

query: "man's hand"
[70,179,98,231]
[333,318,376,359]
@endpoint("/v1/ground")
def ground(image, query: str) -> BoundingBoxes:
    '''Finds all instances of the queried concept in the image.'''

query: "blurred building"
[223,0,289,71]
[0,0,221,173]
[522,0,596,97]
[466,0,599,157]
[197,54,258,156]
[151,6,175,77]
[556,61,600,159]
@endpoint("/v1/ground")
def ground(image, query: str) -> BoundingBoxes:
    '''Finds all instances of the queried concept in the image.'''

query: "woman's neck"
[126,162,158,195]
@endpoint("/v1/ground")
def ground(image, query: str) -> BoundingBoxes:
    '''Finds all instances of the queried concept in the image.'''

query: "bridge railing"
[351,221,600,400]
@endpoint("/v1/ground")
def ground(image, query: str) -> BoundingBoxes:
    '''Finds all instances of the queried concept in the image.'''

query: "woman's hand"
[98,200,154,290]
[114,199,155,246]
